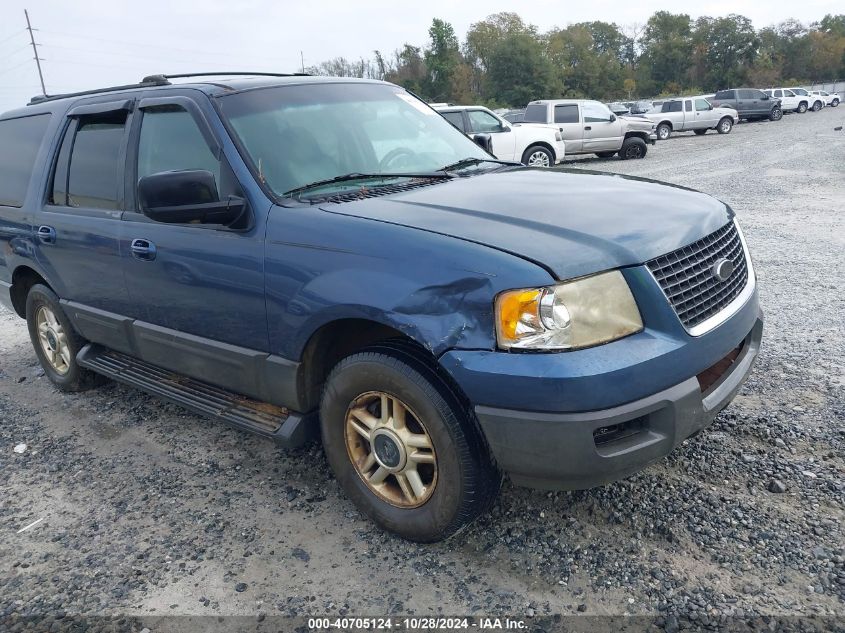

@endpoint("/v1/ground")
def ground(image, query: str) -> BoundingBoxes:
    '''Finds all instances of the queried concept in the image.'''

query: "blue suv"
[0,73,763,541]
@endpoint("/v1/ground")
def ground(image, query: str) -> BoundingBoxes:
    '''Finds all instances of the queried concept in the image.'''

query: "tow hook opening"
[593,416,647,447]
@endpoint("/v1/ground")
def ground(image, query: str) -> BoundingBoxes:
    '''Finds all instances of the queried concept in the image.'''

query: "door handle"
[37,225,56,244]
[130,238,157,261]
[584,126,592,130]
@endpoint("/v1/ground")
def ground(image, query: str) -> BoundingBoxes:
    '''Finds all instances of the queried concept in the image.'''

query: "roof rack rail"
[28,71,310,106]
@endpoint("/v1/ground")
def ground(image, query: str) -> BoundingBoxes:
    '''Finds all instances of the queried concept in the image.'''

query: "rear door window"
[52,111,128,210]
[714,90,733,100]
[553,104,579,124]
[662,101,682,113]
[440,111,465,132]
[0,114,51,208]
[523,104,549,123]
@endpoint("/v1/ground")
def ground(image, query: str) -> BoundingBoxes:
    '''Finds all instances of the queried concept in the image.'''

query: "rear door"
[466,109,517,162]
[581,101,623,151]
[34,99,134,317]
[552,104,583,152]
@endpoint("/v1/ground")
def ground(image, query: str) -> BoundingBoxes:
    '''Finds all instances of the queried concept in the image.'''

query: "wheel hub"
[35,306,71,375]
[372,429,406,471]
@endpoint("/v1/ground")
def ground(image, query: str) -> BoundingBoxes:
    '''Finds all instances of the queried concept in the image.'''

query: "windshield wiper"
[438,157,520,172]
[284,172,450,197]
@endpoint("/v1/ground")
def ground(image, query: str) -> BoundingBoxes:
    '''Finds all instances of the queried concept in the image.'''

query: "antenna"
[24,9,46,97]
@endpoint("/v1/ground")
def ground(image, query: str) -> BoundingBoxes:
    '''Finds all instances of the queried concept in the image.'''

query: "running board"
[77,344,314,447]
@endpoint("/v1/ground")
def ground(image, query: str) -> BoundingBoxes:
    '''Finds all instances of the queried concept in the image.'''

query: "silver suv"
[520,99,657,159]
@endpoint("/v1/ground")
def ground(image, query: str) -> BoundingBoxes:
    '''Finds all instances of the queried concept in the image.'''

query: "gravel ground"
[1,106,843,631]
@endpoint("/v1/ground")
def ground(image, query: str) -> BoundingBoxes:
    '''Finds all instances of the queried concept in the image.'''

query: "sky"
[1,0,841,112]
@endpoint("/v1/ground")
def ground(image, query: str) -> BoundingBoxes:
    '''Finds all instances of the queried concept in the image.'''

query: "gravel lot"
[1,106,843,631]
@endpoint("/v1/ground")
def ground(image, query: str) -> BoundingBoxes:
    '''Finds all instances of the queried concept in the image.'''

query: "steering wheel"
[380,147,417,171]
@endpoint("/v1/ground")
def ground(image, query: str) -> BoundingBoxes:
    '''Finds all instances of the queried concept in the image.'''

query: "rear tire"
[521,145,553,168]
[619,137,647,159]
[716,117,733,134]
[320,343,499,542]
[768,108,783,121]
[693,129,707,136]
[812,100,822,112]
[25,284,103,392]
[656,123,671,140]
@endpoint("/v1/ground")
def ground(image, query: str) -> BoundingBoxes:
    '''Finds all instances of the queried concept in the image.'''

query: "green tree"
[690,15,758,90]
[423,19,462,101]
[486,31,554,107]
[547,24,625,99]
[639,12,693,93]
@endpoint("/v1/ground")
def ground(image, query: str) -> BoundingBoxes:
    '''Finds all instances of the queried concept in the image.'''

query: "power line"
[0,57,32,79]
[0,29,26,47]
[24,10,46,96]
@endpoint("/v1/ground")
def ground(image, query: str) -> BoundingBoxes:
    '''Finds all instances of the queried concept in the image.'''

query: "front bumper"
[471,316,762,489]
[648,132,658,144]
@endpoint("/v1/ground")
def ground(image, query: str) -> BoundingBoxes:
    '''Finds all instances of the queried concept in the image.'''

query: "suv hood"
[320,169,732,280]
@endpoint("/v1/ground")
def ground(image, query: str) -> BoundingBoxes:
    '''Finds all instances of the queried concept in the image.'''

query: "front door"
[553,104,583,152]
[121,94,269,355]
[581,101,623,151]
[34,100,134,317]
[694,98,717,127]
[466,109,516,162]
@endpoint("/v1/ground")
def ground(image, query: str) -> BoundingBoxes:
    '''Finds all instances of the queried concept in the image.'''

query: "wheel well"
[298,319,426,411]
[624,132,649,142]
[522,141,555,161]
[10,267,50,318]
[657,120,672,130]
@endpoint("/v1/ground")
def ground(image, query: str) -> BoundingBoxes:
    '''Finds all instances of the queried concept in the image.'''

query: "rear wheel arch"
[10,266,52,318]
[521,142,556,166]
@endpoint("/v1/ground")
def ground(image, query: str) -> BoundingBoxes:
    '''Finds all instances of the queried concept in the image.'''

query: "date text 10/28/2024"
[308,617,528,630]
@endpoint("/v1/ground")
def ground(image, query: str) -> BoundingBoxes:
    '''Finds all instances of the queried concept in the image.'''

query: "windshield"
[218,82,489,197]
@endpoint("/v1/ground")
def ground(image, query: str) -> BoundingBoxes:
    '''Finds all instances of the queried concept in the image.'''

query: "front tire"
[521,145,553,168]
[619,137,647,160]
[797,102,808,113]
[25,284,103,392]
[656,123,671,140]
[769,108,783,121]
[831,98,840,107]
[717,117,733,134]
[320,344,499,542]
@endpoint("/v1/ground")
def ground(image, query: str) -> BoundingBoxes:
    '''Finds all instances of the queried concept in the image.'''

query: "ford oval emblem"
[712,258,734,282]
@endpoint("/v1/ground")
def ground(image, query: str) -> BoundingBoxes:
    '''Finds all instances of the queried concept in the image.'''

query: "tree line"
[306,12,845,107]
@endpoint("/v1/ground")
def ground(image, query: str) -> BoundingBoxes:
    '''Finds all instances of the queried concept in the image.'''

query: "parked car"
[501,109,525,123]
[434,105,564,167]
[762,88,809,114]
[521,99,657,159]
[710,89,783,121]
[629,100,655,115]
[788,88,824,112]
[644,97,738,139]
[0,73,762,542]
[808,90,840,108]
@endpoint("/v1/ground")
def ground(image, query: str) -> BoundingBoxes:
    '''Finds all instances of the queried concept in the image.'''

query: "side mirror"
[609,113,617,122]
[472,133,494,154]
[138,170,245,225]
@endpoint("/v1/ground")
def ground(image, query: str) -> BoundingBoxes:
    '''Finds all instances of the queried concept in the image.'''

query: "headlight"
[495,270,643,351]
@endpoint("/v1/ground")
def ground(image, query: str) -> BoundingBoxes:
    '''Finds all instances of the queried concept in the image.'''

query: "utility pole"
[300,51,305,74]
[24,9,46,96]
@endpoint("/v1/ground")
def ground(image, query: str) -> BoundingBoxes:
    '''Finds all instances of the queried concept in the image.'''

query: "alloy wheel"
[35,306,71,375]
[526,151,551,167]
[345,391,437,508]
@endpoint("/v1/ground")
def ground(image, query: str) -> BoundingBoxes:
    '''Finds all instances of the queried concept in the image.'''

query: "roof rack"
[28,71,310,106]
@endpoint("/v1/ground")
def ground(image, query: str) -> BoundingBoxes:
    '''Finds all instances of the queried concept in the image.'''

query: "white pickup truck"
[520,99,657,159]
[434,105,565,167]
[644,97,739,140]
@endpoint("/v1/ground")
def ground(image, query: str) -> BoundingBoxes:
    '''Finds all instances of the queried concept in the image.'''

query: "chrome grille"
[646,221,748,329]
